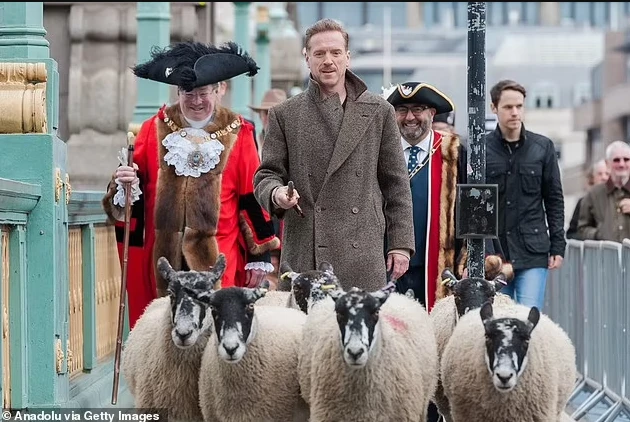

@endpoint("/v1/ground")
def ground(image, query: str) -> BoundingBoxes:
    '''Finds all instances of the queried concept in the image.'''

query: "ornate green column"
[131,2,171,131]
[0,1,69,408]
[231,2,252,119]
[253,4,271,130]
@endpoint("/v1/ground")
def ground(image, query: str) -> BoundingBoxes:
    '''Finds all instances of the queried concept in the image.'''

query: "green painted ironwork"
[231,2,253,119]
[131,2,171,127]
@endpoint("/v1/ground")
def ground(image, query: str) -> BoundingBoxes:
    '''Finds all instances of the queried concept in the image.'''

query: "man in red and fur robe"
[102,41,280,328]
[386,82,510,312]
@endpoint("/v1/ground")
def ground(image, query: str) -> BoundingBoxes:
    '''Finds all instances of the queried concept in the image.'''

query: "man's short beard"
[401,120,430,143]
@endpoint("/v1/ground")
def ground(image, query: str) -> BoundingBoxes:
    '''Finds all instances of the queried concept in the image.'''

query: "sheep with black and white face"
[255,261,341,313]
[429,269,514,421]
[197,286,309,422]
[122,254,226,422]
[298,277,439,422]
[441,301,577,422]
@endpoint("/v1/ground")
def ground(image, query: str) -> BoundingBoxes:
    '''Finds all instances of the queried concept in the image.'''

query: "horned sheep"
[441,301,577,422]
[121,255,226,422]
[197,286,309,422]
[298,280,439,422]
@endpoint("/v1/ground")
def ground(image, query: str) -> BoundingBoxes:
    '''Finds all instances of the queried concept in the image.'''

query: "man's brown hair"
[304,18,349,52]
[490,80,527,107]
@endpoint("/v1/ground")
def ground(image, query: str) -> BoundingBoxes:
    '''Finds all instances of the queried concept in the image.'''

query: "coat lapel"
[321,101,375,188]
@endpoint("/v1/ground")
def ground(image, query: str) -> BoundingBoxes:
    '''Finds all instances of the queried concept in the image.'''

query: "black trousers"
[395,265,426,308]
[427,402,441,421]
[395,267,441,422]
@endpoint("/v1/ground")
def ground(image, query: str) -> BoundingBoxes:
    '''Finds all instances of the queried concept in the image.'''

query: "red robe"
[420,130,463,310]
[103,104,279,329]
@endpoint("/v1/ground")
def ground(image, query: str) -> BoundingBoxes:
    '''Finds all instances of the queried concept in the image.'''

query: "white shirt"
[401,131,432,167]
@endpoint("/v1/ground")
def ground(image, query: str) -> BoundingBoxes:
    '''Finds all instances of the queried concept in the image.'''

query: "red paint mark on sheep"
[383,314,408,333]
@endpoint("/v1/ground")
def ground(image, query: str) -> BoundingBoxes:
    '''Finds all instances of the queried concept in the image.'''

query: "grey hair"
[605,140,630,160]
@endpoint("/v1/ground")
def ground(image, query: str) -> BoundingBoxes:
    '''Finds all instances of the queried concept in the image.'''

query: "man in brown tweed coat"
[254,18,415,292]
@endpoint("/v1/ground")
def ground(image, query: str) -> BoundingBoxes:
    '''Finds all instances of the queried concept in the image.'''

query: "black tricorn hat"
[132,41,259,92]
[386,82,454,115]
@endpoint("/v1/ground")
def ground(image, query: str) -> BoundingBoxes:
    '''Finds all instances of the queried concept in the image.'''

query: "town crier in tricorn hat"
[102,41,281,329]
[385,81,511,310]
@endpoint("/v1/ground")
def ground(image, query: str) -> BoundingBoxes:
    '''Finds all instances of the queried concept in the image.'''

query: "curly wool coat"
[441,304,577,422]
[298,293,438,422]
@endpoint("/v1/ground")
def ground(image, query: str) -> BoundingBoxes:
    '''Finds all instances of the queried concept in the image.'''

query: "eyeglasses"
[395,105,430,117]
[612,157,630,163]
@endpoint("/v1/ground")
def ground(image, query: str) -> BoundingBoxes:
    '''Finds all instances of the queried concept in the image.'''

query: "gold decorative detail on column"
[65,174,72,204]
[0,62,48,134]
[55,338,65,374]
[55,168,63,203]
[66,339,73,369]
[0,62,47,83]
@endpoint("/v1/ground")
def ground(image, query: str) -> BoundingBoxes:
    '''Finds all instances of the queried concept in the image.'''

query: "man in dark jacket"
[485,79,566,310]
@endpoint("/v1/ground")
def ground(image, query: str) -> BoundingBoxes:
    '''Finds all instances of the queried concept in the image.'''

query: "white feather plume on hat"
[381,84,397,101]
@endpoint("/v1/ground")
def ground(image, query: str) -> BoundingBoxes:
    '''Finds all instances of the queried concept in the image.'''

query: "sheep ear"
[441,268,459,290]
[194,289,215,305]
[527,306,540,332]
[157,257,176,282]
[480,301,494,324]
[318,261,334,274]
[370,289,391,307]
[211,254,227,277]
[327,288,345,302]
[404,289,415,300]
[244,286,267,303]
[279,261,293,275]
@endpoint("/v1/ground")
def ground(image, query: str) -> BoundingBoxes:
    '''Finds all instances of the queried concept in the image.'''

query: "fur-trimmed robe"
[422,129,465,310]
[102,103,279,327]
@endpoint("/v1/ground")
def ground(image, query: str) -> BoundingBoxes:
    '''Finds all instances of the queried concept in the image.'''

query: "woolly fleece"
[198,305,308,422]
[441,304,577,422]
[122,297,210,421]
[429,293,514,421]
[299,292,438,422]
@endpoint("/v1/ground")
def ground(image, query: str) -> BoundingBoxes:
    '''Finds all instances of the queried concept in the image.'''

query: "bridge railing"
[545,239,630,421]
[67,192,125,380]
[0,181,128,410]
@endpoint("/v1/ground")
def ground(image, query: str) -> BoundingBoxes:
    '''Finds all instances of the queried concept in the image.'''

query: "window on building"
[530,82,559,109]
[366,2,406,27]
[573,82,591,106]
[522,2,540,25]
[322,2,363,27]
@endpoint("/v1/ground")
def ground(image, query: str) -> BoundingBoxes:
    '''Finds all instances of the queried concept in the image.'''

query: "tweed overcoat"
[254,71,415,292]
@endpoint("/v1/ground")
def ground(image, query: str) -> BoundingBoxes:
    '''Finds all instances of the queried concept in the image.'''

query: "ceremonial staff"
[111,132,136,404]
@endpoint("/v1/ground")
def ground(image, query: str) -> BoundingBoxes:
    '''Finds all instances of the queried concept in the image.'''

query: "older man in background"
[578,141,630,243]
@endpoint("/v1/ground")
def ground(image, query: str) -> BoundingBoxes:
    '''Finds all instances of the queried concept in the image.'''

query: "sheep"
[298,280,439,422]
[441,301,577,422]
[429,269,514,421]
[121,254,226,422]
[197,286,309,422]
[255,261,341,313]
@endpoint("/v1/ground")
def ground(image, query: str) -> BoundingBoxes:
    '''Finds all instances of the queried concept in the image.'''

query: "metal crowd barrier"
[545,239,630,421]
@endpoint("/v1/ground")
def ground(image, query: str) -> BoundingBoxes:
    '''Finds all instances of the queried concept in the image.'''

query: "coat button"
[315,206,322,213]
[356,170,362,177]
[351,207,359,214]
[352,242,359,248]
[534,228,538,233]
